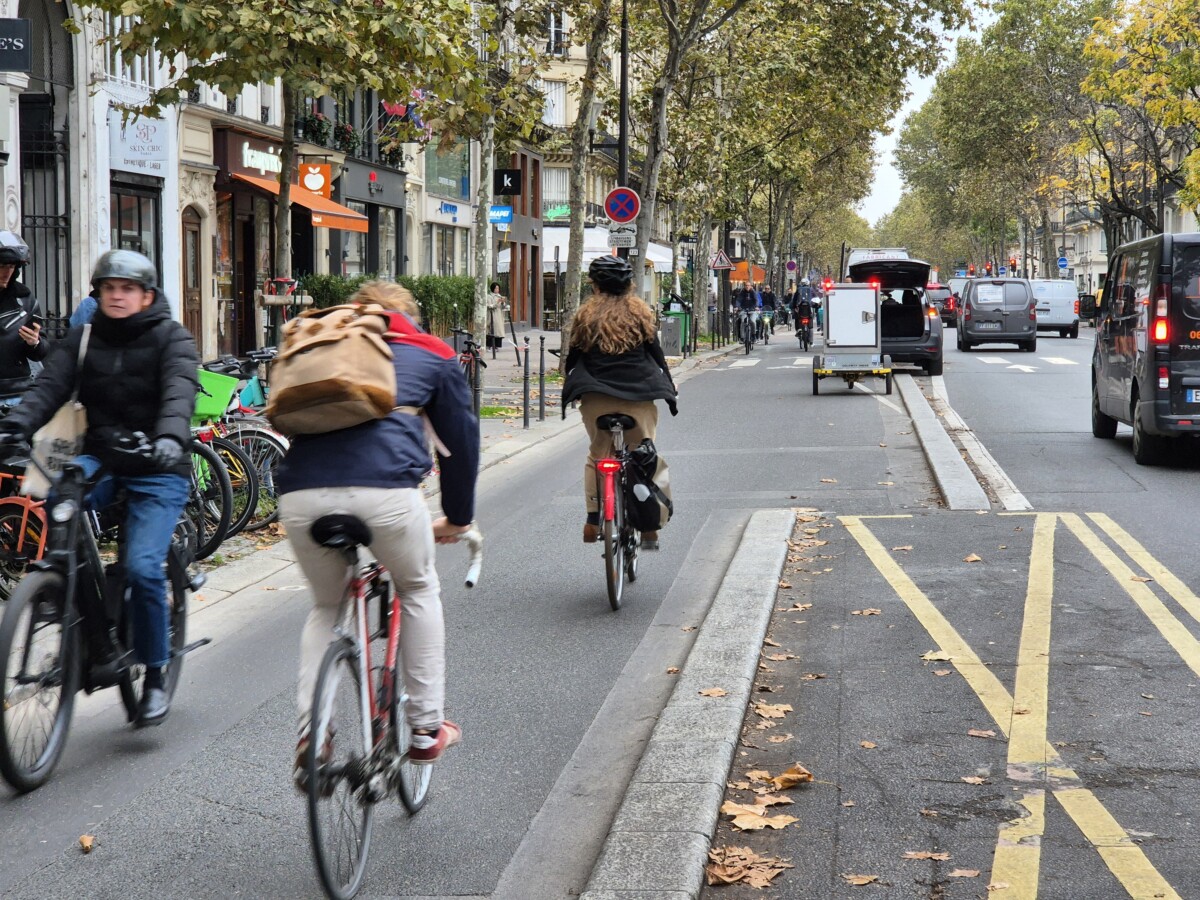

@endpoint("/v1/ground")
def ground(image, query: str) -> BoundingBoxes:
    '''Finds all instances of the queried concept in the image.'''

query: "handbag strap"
[70,324,91,403]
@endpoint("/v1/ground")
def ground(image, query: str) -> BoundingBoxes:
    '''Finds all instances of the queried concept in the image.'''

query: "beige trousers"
[579,393,659,515]
[281,486,445,733]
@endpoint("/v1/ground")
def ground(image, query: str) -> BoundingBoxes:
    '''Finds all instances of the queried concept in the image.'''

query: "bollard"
[538,335,546,422]
[522,336,531,429]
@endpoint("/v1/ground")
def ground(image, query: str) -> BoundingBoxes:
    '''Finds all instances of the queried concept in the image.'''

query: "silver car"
[957,277,1037,352]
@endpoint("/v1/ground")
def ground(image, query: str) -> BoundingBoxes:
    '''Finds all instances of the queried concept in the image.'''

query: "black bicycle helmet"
[0,231,30,266]
[91,249,158,292]
[588,254,634,294]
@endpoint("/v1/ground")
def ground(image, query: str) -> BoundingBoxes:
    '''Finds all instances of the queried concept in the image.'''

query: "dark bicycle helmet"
[0,231,30,266]
[91,249,158,291]
[589,254,635,295]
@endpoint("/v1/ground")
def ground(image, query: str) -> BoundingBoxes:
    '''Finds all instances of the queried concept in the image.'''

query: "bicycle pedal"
[188,572,207,591]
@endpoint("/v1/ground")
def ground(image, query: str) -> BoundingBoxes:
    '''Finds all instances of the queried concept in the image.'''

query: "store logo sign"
[242,141,282,175]
[109,113,167,175]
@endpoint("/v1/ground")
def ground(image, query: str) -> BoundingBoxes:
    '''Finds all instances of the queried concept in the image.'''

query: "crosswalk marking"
[792,357,813,366]
[978,357,1011,364]
[1039,357,1078,366]
[728,359,761,368]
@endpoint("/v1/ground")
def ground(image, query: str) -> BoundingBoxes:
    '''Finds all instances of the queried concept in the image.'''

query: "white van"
[1029,279,1080,338]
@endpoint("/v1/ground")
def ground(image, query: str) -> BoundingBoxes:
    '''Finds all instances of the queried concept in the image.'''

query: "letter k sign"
[494,168,522,196]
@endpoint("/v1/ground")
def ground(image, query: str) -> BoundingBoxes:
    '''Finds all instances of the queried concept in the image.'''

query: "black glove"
[151,436,184,469]
[0,429,24,450]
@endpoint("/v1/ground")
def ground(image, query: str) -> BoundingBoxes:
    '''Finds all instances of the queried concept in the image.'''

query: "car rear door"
[1169,242,1200,414]
[970,281,1005,333]
[1095,256,1124,412]
[1004,281,1034,335]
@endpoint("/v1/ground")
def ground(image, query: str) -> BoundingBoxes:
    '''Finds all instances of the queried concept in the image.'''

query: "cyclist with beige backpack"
[268,280,479,786]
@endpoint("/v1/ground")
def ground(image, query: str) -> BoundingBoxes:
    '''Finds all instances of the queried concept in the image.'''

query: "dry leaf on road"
[770,764,815,789]
[820,478,838,483]
[791,602,813,610]
[851,608,882,616]
[755,702,793,718]
[666,667,680,674]
[950,869,981,878]
[79,835,95,854]
[699,687,728,698]
[860,740,877,749]
[746,770,772,782]
[903,851,951,861]
[706,846,794,889]
[920,808,939,817]
[933,669,952,676]
[800,672,827,680]
[921,650,953,661]
[988,882,1011,892]
[730,809,799,831]
[1131,575,1153,583]
[777,581,792,590]
[963,553,983,563]
[768,734,793,744]
[842,874,879,886]
[755,793,794,807]
[765,652,797,661]
[968,729,997,738]
[878,481,895,486]
[892,545,913,551]
[842,800,856,807]
[961,776,989,785]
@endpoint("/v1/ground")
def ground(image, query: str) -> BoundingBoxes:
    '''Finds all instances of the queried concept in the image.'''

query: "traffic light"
[822,277,833,292]
[984,262,993,276]
[1009,257,1017,271]
[968,264,975,276]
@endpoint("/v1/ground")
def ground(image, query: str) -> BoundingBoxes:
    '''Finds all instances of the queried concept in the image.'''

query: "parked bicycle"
[304,516,482,899]
[0,434,206,793]
[451,328,486,416]
[0,467,46,601]
[593,413,642,611]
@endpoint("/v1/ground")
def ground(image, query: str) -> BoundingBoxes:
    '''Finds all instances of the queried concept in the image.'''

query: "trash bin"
[662,307,689,349]
[660,315,683,356]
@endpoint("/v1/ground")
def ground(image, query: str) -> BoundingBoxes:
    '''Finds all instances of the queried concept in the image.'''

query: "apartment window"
[541,80,567,127]
[104,14,157,87]
[542,167,569,220]
[546,8,568,55]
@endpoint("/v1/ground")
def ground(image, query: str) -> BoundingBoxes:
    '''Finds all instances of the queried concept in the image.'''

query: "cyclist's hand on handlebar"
[0,429,26,451]
[151,435,184,468]
[432,516,471,544]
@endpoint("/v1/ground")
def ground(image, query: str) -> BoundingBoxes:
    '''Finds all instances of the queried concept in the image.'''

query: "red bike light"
[596,459,621,474]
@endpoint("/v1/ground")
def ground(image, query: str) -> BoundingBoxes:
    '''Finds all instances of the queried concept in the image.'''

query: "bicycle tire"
[392,656,433,813]
[602,485,625,611]
[212,437,260,538]
[187,440,233,560]
[226,426,288,531]
[308,637,374,900]
[0,501,46,601]
[0,571,79,793]
[625,527,639,583]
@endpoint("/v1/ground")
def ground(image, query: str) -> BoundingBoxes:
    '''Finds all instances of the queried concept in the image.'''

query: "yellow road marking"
[1060,514,1200,679]
[840,515,1181,900]
[990,513,1057,897]
[1087,512,1200,626]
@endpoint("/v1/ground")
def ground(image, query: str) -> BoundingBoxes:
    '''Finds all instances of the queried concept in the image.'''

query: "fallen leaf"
[921,650,953,661]
[681,625,697,632]
[842,874,879,886]
[1139,711,1153,716]
[1014,707,1030,715]
[963,553,983,563]
[195,593,206,602]
[791,602,813,610]
[879,442,887,447]
[79,835,95,854]
[755,702,793,718]
[765,652,797,661]
[842,800,856,807]
[968,729,997,738]
[804,527,821,535]
[768,734,793,744]
[727,781,750,790]
[851,608,882,616]
[770,763,815,789]
[777,581,792,590]
[763,637,781,647]
[949,868,981,878]
[666,667,680,674]
[820,478,838,484]
[878,481,895,485]
[800,672,827,680]
[731,810,799,831]
[892,545,913,551]
[706,846,794,889]
[746,770,772,782]
[1131,575,1153,583]
[961,776,988,785]
[988,882,1011,892]
[903,851,951,860]
[755,683,778,693]
[933,669,952,676]
[755,793,794,807]
[1142,693,1155,700]
[860,741,877,749]
[920,808,939,817]
[699,687,728,698]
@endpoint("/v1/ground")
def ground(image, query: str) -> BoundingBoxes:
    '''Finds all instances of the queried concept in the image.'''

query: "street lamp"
[584,0,630,259]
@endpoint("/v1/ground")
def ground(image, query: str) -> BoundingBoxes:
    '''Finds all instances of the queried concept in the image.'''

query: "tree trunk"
[474,110,495,340]
[693,210,712,336]
[560,0,612,371]
[1040,206,1055,280]
[275,88,296,281]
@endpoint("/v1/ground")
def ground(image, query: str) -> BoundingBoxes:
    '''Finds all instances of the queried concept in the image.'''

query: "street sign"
[0,20,30,73]
[998,266,1007,276]
[494,169,522,195]
[786,260,798,273]
[604,187,641,224]
[710,249,734,270]
[1057,256,1069,269]
[608,221,637,248]
[488,205,513,224]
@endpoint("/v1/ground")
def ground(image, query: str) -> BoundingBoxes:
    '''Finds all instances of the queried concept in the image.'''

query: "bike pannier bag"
[624,438,673,532]
[265,303,397,436]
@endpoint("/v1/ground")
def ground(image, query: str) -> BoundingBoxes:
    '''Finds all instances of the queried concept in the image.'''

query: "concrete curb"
[579,508,795,900]
[894,374,989,511]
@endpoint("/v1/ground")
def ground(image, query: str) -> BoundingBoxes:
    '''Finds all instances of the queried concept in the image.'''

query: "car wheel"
[1091,386,1117,439]
[926,355,943,376]
[1060,328,1068,338]
[1132,400,1167,465]
[1069,323,1079,339]
[1023,339,1037,353]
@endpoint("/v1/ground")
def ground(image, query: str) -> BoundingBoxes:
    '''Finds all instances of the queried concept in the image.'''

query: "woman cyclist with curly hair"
[563,255,678,549]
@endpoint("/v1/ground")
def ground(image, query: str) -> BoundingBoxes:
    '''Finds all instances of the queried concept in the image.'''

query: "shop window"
[378,206,398,280]
[343,200,369,276]
[110,183,162,279]
[425,140,470,201]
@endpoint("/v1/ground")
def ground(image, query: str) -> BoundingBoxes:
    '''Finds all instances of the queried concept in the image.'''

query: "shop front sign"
[109,114,168,175]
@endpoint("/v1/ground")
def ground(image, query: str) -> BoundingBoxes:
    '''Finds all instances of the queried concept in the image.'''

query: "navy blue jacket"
[276,313,479,526]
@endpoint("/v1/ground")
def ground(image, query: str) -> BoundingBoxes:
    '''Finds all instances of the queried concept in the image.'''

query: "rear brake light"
[928,307,938,318]
[596,459,621,474]
[1074,300,1079,315]
[1030,305,1037,321]
[947,298,955,311]
[1153,318,1169,342]
[1158,365,1169,390]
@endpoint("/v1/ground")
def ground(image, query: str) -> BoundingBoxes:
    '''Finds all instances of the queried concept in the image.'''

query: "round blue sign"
[1057,256,1069,268]
[605,187,641,224]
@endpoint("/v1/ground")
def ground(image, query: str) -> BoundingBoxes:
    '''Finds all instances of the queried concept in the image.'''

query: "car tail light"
[1151,282,1170,343]
[947,297,956,311]
[928,307,938,318]
[1159,365,1170,390]
[596,459,621,474]
[1029,304,1037,321]
[1074,300,1080,315]
[964,305,971,321]
[1153,318,1169,342]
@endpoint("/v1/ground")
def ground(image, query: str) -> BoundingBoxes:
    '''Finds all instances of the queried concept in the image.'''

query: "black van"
[1092,232,1200,464]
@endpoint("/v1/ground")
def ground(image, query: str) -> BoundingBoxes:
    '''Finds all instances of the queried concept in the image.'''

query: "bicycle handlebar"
[462,526,483,588]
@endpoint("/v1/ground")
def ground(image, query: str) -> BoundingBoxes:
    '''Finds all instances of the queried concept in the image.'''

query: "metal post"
[710,308,715,351]
[522,336,531,429]
[538,335,546,421]
[616,0,630,262]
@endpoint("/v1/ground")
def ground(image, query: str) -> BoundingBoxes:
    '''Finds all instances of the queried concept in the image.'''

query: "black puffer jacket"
[0,281,47,396]
[563,339,678,418]
[5,293,199,478]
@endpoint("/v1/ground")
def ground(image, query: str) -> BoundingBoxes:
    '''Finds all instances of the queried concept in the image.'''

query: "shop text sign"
[109,114,167,175]
[0,20,31,73]
[242,141,282,176]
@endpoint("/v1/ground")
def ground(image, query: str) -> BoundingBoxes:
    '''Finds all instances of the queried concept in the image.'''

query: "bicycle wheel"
[212,437,260,538]
[308,637,374,900]
[0,502,46,601]
[187,440,233,560]
[392,667,432,813]
[625,526,639,584]
[601,485,625,611]
[0,571,80,793]
[227,426,287,531]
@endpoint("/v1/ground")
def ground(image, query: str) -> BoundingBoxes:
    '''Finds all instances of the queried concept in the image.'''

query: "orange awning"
[730,260,766,283]
[232,172,369,234]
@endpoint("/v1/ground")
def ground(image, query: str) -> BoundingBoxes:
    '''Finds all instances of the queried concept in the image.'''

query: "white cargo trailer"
[812,283,892,395]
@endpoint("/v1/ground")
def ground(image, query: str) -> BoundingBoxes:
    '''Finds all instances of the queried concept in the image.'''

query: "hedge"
[298,273,476,336]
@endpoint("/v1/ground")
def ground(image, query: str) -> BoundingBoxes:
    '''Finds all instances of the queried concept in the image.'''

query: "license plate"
[976,322,1001,330]
[1188,390,1200,404]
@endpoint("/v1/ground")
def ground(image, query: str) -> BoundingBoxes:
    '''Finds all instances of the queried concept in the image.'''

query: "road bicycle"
[758,309,773,345]
[452,328,486,416]
[0,435,205,793]
[737,309,757,355]
[594,413,641,611]
[305,516,482,899]
[798,314,813,352]
[0,468,46,601]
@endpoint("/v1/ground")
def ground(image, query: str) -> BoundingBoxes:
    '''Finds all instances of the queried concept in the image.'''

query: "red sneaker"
[409,720,462,765]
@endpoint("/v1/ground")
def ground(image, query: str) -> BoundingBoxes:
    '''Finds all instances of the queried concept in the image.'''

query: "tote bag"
[21,326,90,499]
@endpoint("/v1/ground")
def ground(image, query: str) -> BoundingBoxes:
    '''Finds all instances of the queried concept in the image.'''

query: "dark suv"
[847,256,944,375]
[1092,232,1200,464]
[925,283,956,326]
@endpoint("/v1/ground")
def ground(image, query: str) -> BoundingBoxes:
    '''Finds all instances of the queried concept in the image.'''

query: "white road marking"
[929,375,1032,511]
[977,357,1011,364]
[792,357,813,366]
[1008,365,1038,373]
[853,381,905,414]
[1039,357,1078,366]
[728,358,761,368]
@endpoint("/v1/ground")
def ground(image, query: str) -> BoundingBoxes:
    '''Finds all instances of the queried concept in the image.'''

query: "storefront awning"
[231,172,369,234]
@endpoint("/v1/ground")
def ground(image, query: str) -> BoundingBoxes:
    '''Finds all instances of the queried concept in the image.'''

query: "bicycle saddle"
[311,515,372,549]
[596,413,637,432]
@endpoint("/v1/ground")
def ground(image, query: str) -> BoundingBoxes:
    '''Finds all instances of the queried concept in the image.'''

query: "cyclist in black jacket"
[0,250,199,727]
[0,232,47,408]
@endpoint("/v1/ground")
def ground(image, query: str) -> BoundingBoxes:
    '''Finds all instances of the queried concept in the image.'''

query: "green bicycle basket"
[193,368,241,423]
